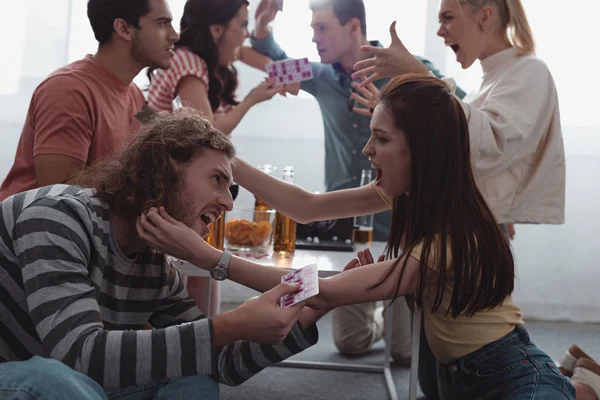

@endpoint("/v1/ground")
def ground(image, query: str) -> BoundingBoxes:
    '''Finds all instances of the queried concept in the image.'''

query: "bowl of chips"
[224,209,276,253]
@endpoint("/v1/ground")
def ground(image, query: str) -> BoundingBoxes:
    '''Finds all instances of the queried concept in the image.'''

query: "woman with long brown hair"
[137,74,575,398]
[349,0,574,396]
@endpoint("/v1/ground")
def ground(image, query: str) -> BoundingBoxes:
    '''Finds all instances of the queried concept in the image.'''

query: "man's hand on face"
[214,282,305,346]
[254,0,280,39]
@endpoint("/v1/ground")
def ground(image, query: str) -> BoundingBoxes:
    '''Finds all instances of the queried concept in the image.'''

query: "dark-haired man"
[0,0,179,200]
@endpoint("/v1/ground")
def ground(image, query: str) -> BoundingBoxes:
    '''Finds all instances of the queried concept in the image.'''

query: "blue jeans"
[107,376,219,400]
[0,356,106,400]
[437,325,576,399]
[0,356,219,400]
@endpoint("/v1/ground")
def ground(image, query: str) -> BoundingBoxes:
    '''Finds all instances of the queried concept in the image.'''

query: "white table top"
[178,241,387,278]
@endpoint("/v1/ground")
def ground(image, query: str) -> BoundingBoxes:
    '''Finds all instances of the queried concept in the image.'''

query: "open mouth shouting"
[371,161,383,186]
[446,42,463,64]
[199,209,222,232]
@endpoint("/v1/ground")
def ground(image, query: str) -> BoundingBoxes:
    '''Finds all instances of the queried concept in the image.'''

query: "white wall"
[1,0,598,322]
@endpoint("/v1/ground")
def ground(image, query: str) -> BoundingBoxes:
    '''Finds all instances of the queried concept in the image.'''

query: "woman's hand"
[299,249,385,328]
[282,81,301,96]
[343,248,386,272]
[506,223,516,240]
[246,78,286,105]
[136,207,220,269]
[352,21,429,86]
[351,80,381,116]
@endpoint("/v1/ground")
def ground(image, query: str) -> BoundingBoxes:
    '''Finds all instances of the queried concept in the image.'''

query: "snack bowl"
[224,209,275,253]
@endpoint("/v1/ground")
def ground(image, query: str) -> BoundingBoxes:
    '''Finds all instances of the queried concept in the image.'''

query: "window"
[525,1,596,127]
[272,0,427,60]
[0,0,71,96]
[0,0,31,95]
[438,1,594,128]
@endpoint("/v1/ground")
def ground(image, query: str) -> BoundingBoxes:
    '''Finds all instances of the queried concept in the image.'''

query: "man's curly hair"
[77,108,235,220]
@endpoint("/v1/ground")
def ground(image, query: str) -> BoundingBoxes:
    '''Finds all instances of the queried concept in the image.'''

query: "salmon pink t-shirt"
[0,55,145,200]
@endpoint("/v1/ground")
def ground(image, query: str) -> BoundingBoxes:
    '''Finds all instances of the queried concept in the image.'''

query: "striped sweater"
[0,185,318,392]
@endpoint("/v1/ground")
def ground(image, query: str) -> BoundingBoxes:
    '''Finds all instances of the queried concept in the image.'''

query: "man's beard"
[165,185,197,228]
[131,33,163,69]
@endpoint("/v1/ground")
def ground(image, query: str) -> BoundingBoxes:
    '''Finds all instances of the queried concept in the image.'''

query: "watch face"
[211,267,227,281]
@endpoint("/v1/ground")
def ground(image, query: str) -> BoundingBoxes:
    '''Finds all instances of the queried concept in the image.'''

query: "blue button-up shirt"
[251,33,463,240]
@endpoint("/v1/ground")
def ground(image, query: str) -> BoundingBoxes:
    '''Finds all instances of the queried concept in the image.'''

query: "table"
[178,242,415,400]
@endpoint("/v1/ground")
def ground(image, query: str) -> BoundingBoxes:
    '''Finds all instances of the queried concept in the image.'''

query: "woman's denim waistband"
[439,324,528,374]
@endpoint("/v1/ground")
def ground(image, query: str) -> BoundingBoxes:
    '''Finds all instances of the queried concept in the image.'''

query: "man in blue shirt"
[252,0,464,243]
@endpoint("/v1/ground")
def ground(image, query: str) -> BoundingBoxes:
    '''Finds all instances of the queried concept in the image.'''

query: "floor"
[219,302,600,400]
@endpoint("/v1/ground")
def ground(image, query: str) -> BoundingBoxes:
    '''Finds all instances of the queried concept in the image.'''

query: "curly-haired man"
[0,110,323,399]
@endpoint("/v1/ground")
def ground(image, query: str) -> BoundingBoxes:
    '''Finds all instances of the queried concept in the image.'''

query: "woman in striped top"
[148,0,287,135]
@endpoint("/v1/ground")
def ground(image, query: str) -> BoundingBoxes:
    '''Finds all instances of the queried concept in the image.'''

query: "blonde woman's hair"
[460,0,535,55]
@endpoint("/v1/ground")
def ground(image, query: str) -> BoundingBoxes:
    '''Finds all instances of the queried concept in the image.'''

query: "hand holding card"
[280,263,319,308]
[266,58,313,86]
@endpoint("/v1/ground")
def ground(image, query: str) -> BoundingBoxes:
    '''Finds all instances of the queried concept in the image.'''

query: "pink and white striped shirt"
[148,47,232,114]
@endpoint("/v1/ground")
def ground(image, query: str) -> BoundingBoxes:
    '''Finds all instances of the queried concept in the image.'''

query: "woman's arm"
[460,60,558,179]
[233,157,390,223]
[137,208,419,310]
[236,46,300,95]
[237,45,271,71]
[212,245,419,310]
[176,75,282,136]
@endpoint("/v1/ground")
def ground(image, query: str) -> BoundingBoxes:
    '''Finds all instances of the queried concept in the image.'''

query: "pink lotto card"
[266,58,313,86]
[280,263,319,308]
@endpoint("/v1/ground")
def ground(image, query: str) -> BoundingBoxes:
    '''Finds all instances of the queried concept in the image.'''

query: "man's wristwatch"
[209,250,232,281]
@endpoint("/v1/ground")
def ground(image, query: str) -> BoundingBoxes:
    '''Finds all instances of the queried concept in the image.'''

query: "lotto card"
[266,58,313,86]
[280,263,319,308]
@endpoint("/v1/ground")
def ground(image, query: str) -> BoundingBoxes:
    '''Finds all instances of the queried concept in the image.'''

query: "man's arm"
[417,56,467,99]
[251,1,322,95]
[250,30,290,63]
[237,45,272,71]
[30,76,95,186]
[35,155,85,186]
[149,265,318,386]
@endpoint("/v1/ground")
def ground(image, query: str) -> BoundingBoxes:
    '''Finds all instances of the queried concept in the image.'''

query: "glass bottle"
[353,169,374,244]
[254,164,275,222]
[273,166,297,257]
[206,214,225,250]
